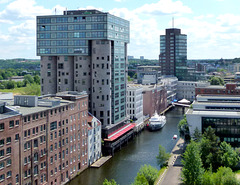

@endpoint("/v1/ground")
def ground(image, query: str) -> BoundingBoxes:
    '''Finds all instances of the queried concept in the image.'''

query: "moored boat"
[148,112,166,131]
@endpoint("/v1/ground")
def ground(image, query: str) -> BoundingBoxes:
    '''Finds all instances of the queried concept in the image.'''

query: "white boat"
[173,135,177,139]
[148,112,166,131]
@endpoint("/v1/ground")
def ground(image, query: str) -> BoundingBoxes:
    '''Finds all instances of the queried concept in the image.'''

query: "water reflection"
[68,107,184,185]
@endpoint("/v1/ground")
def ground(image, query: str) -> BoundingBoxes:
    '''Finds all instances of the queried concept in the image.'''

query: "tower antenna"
[172,17,174,28]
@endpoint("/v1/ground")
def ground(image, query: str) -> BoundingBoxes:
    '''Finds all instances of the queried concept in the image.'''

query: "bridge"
[172,102,190,107]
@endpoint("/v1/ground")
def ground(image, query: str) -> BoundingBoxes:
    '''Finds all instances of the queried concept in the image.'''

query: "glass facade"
[202,117,240,147]
[37,10,129,126]
[37,13,129,56]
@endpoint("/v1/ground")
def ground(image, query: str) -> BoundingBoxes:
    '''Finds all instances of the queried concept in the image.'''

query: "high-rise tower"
[36,9,130,128]
[159,28,187,80]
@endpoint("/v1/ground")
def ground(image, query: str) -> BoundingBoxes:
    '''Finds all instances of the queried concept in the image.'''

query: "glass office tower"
[37,10,130,127]
[159,28,187,80]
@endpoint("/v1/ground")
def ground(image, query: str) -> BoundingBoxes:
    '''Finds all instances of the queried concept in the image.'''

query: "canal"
[68,107,184,185]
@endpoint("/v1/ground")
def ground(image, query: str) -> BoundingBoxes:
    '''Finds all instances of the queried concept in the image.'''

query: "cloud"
[174,13,240,59]
[0,0,66,58]
[134,0,192,16]
[110,0,191,59]
[0,0,11,4]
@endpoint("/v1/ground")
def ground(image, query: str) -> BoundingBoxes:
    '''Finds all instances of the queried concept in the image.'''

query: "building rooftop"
[187,108,240,116]
[5,98,72,116]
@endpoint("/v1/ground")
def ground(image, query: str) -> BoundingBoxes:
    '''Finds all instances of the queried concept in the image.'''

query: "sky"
[0,0,240,59]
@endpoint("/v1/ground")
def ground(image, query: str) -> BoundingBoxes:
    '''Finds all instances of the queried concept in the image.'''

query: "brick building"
[0,91,88,185]
[195,83,240,97]
[142,84,167,117]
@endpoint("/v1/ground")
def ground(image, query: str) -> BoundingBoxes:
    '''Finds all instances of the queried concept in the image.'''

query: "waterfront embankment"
[67,107,184,185]
[156,138,184,185]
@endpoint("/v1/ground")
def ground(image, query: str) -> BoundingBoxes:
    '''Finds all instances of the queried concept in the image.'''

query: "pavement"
[157,138,184,185]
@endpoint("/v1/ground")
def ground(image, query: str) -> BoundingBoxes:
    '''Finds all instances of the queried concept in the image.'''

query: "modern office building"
[159,28,187,80]
[36,9,130,130]
[186,95,240,148]
[0,92,89,185]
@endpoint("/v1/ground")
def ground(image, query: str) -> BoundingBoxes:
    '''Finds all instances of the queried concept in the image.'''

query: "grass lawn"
[0,87,25,95]
[0,84,41,96]
[154,166,167,185]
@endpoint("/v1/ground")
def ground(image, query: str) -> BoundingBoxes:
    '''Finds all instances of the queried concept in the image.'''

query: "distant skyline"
[0,0,240,59]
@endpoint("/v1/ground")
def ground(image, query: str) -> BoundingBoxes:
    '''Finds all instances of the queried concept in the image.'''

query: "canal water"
[68,107,184,185]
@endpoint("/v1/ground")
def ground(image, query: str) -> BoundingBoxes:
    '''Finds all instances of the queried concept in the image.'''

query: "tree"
[209,76,224,85]
[177,116,190,141]
[132,174,149,185]
[23,74,34,86]
[219,141,240,169]
[156,145,170,168]
[5,80,16,89]
[212,167,239,185]
[134,165,158,185]
[200,127,221,171]
[21,83,41,96]
[182,141,204,185]
[202,167,239,185]
[33,75,40,84]
[193,127,202,142]
[103,179,118,185]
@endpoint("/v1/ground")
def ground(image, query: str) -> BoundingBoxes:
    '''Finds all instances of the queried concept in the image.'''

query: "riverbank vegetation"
[181,126,240,185]
[156,145,170,168]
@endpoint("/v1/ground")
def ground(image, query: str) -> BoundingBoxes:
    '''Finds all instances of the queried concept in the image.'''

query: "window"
[6,137,11,144]
[0,174,5,181]
[0,123,4,131]
[50,121,57,131]
[0,139,4,146]
[0,161,4,169]
[6,147,11,155]
[34,139,38,148]
[15,120,19,126]
[7,171,12,178]
[9,120,14,128]
[34,165,38,175]
[6,159,11,166]
[15,134,19,141]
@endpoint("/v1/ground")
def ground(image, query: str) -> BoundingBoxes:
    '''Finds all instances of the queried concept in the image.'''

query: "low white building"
[186,95,240,148]
[88,112,101,165]
[177,81,210,101]
[127,84,144,131]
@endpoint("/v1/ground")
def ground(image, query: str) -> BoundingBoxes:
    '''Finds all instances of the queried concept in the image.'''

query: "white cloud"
[110,0,192,59]
[174,13,240,59]
[0,0,66,58]
[134,0,192,16]
[0,0,11,4]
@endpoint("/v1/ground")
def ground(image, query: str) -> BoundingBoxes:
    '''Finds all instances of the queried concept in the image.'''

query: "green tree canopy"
[177,116,190,141]
[219,141,240,169]
[23,74,34,85]
[133,165,158,185]
[21,83,41,96]
[156,145,170,168]
[193,127,202,142]
[102,179,118,185]
[132,173,149,185]
[33,75,40,84]
[182,141,204,185]
[209,76,225,85]
[200,127,221,171]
